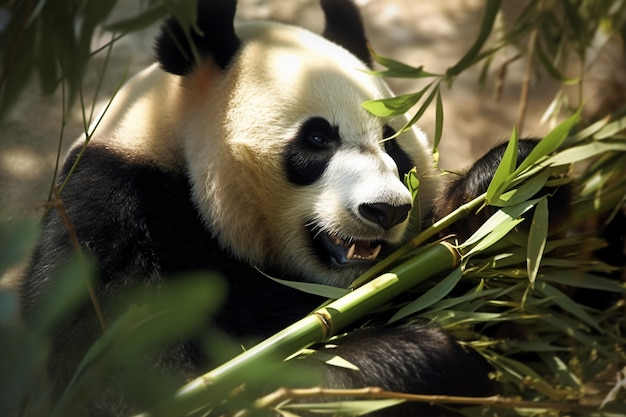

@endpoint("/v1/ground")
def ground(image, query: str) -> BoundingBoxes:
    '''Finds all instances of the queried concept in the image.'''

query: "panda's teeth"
[346,244,356,260]
[370,244,382,260]
[346,241,382,261]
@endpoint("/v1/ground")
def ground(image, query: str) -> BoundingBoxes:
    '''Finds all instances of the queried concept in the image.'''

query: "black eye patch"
[284,117,340,186]
[383,125,415,181]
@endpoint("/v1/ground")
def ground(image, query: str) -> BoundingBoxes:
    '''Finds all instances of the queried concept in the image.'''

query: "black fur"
[321,0,373,68]
[155,0,240,74]
[433,138,571,240]
[283,117,340,186]
[383,125,415,181]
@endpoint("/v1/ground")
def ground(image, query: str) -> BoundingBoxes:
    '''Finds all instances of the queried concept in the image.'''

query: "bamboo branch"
[253,387,594,413]
[133,242,460,417]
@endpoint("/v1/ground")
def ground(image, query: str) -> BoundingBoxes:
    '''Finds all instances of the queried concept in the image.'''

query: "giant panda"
[21,0,498,415]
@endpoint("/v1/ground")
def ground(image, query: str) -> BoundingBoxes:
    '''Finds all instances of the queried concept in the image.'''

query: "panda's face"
[182,22,438,287]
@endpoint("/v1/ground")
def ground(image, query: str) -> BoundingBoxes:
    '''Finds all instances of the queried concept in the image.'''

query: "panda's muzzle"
[308,203,411,267]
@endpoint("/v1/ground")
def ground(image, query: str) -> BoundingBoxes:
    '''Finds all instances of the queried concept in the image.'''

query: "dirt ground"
[0,0,566,218]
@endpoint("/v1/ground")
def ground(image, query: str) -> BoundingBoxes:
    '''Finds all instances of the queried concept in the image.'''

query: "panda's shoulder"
[40,147,212,273]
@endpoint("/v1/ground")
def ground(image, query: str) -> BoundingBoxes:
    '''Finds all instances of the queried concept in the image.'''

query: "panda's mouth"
[311,229,383,266]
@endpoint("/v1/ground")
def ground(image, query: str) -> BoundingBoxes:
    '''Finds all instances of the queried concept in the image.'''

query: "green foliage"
[0,217,230,417]
[0,0,199,120]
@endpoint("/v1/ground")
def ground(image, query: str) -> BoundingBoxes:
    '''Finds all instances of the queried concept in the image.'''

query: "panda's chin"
[310,228,384,268]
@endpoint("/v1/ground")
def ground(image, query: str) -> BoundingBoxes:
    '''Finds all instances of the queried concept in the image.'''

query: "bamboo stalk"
[133,242,460,417]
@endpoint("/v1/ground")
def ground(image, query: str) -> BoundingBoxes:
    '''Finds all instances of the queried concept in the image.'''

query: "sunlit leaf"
[544,140,626,166]
[496,169,551,206]
[362,88,429,117]
[461,198,539,249]
[527,197,548,285]
[592,113,626,139]
[514,108,582,175]
[404,82,440,129]
[368,48,439,78]
[486,126,518,204]
[308,351,359,370]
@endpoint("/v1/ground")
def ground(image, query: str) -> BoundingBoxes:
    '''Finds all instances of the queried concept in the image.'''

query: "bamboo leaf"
[428,287,504,312]
[592,113,626,139]
[541,272,626,293]
[54,275,226,417]
[367,48,439,78]
[488,353,567,400]
[514,108,582,175]
[404,167,422,235]
[496,169,551,206]
[527,198,549,285]
[566,114,610,144]
[446,0,502,77]
[361,88,428,117]
[266,276,348,299]
[461,198,539,249]
[486,126,518,204]
[30,256,95,337]
[541,315,610,357]
[538,353,582,389]
[404,83,440,129]
[404,168,420,202]
[463,218,524,257]
[544,140,626,167]
[535,41,579,84]
[307,351,359,370]
[537,282,602,333]
[433,86,444,159]
[0,218,39,276]
[390,267,462,322]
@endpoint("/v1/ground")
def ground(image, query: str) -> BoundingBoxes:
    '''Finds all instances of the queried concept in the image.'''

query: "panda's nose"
[359,203,411,230]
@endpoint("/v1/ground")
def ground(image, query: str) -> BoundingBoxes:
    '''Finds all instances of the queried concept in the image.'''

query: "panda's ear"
[320,0,372,68]
[155,0,241,75]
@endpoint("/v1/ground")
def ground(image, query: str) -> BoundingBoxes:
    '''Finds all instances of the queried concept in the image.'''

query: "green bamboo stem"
[133,242,460,417]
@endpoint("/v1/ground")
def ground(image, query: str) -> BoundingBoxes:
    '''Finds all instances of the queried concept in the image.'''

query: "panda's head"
[157,0,441,287]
